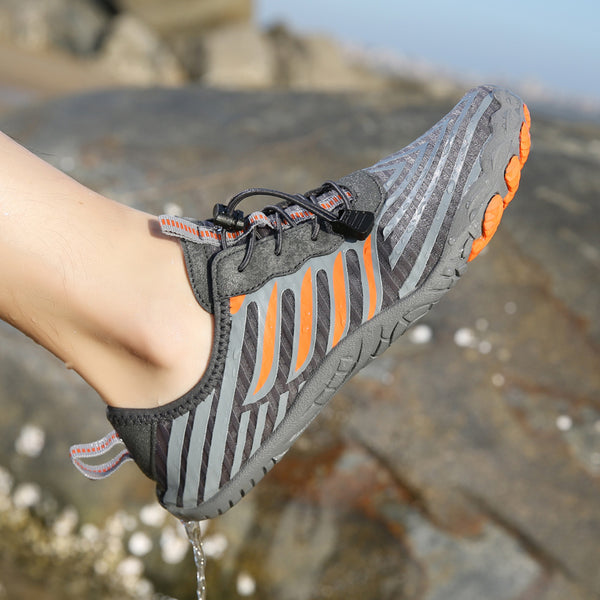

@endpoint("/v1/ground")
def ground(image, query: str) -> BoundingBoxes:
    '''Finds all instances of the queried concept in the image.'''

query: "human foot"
[76,86,531,519]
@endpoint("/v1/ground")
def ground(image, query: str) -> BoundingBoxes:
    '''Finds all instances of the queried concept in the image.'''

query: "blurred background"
[0,1,598,599]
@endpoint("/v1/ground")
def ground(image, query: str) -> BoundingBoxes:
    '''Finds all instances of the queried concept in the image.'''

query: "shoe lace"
[213,181,374,271]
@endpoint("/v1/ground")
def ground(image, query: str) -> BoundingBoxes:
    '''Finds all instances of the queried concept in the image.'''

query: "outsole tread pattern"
[468,103,530,261]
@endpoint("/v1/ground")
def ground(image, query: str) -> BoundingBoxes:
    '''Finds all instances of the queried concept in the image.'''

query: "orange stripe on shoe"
[523,103,531,128]
[331,251,348,348]
[468,104,531,262]
[519,106,531,165]
[254,283,278,395]
[469,194,504,260]
[230,294,246,315]
[295,268,313,372]
[362,234,377,320]
[503,156,522,207]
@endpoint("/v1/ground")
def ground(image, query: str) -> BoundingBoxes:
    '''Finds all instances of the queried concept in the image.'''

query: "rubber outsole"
[168,89,531,521]
[468,103,530,260]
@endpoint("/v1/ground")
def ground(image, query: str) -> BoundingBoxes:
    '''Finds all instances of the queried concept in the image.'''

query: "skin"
[0,131,213,408]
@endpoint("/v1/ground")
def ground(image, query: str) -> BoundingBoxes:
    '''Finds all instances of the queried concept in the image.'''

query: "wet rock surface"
[0,86,599,599]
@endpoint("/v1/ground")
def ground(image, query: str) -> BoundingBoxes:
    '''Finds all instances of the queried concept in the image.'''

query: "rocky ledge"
[0,86,599,600]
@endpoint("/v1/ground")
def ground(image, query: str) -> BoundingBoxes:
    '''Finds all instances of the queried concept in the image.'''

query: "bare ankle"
[64,214,213,409]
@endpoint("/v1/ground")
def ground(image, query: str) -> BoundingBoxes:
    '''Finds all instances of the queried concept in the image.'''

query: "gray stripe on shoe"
[398,93,493,297]
[163,412,188,506]
[251,402,270,457]
[181,390,214,508]
[388,91,482,269]
[230,410,251,479]
[202,303,249,501]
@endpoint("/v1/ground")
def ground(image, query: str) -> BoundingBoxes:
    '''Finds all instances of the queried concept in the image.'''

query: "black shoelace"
[213,181,374,271]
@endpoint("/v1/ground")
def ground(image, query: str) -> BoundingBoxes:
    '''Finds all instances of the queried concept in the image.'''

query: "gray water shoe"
[71,85,531,520]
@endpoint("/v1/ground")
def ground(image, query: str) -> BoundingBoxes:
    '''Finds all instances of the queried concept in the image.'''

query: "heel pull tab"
[69,430,133,480]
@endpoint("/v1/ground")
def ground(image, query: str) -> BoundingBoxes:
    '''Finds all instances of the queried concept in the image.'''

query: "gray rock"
[0,0,110,55]
[0,86,598,600]
[267,25,390,91]
[115,0,252,36]
[98,13,186,86]
[201,22,276,89]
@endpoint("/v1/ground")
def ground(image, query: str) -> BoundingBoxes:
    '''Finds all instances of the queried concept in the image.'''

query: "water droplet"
[183,520,207,600]
[504,301,517,315]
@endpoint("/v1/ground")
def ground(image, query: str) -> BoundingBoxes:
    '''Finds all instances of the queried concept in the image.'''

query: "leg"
[0,131,213,408]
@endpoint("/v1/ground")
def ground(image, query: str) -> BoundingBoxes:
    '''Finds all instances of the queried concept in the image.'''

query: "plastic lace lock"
[331,210,375,240]
[213,203,245,231]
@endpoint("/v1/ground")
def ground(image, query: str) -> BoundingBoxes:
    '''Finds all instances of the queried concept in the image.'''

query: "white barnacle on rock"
[15,424,45,458]
[454,327,477,348]
[408,324,433,344]
[491,373,505,387]
[53,505,79,537]
[236,571,256,596]
[129,531,153,557]
[80,523,100,543]
[117,556,144,578]
[203,532,228,559]
[139,502,167,527]
[556,415,573,432]
[475,318,489,332]
[12,482,41,509]
[0,466,13,497]
[478,340,492,354]
[160,526,189,564]
[163,202,183,217]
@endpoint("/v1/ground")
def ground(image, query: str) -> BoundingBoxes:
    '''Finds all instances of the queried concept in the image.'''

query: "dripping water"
[182,520,207,600]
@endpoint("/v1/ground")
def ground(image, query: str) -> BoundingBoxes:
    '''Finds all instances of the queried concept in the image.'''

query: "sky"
[256,0,600,105]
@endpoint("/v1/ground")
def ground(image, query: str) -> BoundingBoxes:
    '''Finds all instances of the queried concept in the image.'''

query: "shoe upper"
[106,85,527,519]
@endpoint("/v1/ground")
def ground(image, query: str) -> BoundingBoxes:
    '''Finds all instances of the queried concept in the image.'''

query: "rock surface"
[115,0,252,36]
[0,0,110,55]
[0,0,403,91]
[0,86,599,600]
[99,13,186,86]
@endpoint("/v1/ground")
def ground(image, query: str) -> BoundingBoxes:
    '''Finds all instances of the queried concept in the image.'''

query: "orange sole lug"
[468,103,530,261]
